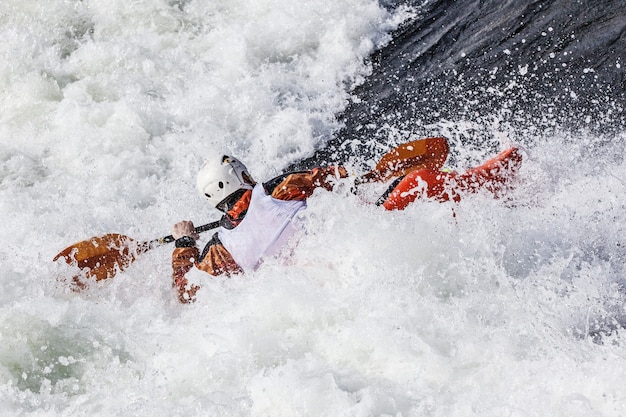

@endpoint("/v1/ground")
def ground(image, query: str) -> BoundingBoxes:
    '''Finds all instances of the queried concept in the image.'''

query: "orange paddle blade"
[53,233,144,282]
[363,137,449,182]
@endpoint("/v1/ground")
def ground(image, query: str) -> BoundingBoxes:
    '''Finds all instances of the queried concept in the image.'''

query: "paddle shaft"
[142,156,397,249]
[138,171,397,252]
[146,220,221,248]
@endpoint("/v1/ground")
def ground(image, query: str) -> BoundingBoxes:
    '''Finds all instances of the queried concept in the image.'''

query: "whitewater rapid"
[1,0,625,416]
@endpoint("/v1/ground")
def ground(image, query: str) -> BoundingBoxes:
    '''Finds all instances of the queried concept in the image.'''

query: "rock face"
[293,0,625,170]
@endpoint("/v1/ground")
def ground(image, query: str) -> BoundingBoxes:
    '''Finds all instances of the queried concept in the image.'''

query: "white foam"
[1,0,625,415]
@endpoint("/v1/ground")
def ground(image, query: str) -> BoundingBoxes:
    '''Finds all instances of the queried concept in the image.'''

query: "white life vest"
[218,184,306,271]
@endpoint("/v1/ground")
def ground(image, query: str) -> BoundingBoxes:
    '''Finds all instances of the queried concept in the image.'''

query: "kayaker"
[171,146,521,302]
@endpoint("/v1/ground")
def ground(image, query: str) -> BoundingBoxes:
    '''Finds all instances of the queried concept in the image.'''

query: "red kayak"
[381,147,523,210]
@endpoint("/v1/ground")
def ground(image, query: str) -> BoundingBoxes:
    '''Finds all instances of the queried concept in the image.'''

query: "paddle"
[54,137,449,284]
[53,221,222,283]
[358,135,449,184]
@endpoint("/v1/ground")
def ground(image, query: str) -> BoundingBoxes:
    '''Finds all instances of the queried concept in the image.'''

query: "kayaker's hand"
[172,220,200,240]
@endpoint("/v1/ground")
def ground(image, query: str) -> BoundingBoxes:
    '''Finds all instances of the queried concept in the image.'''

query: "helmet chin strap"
[216,188,250,213]
[241,171,256,187]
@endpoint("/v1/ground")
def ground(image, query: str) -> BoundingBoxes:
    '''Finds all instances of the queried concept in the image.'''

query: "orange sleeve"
[172,246,201,303]
[171,240,242,303]
[271,166,348,201]
[195,243,243,277]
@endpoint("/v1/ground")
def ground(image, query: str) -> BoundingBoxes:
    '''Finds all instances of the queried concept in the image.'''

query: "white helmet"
[196,155,255,208]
